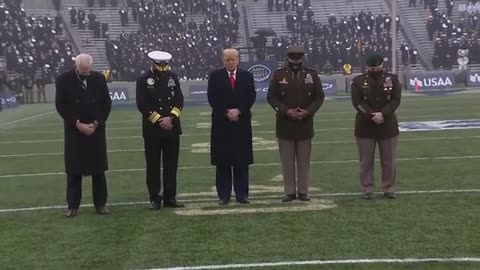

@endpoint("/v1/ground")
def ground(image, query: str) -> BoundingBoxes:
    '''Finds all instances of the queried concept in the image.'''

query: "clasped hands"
[75,120,99,136]
[226,109,240,122]
[287,107,310,120]
[371,112,384,124]
[159,116,173,131]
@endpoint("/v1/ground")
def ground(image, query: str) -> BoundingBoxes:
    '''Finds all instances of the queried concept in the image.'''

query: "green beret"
[287,46,305,54]
[366,54,384,67]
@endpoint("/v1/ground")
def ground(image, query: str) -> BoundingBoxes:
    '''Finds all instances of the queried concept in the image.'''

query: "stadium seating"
[401,0,480,70]
[251,0,413,73]
[0,0,75,93]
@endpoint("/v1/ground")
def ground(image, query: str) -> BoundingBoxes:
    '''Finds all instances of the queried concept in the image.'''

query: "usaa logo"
[248,64,272,83]
[469,73,480,83]
[109,91,127,101]
[409,77,453,87]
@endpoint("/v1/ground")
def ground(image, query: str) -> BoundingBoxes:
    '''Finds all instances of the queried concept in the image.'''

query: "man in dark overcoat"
[55,53,112,217]
[207,48,256,205]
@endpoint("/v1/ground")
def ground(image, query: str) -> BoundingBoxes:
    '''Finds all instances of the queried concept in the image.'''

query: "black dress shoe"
[149,201,161,210]
[65,209,78,218]
[298,194,311,201]
[219,200,230,206]
[363,192,374,200]
[96,207,111,215]
[282,194,296,202]
[384,192,396,199]
[163,200,185,208]
[237,198,250,204]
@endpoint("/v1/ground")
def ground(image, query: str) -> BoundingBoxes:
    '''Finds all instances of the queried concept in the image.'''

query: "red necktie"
[229,72,236,90]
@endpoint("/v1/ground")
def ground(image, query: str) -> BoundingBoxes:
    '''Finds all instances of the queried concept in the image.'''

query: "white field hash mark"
[133,257,480,270]
[2,134,480,153]
[3,155,480,178]
[0,189,479,214]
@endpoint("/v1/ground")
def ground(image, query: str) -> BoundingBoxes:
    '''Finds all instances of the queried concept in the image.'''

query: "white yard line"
[0,111,56,128]
[133,257,480,270]
[1,127,354,135]
[0,189,479,213]
[2,135,480,158]
[6,112,480,129]
[2,155,480,178]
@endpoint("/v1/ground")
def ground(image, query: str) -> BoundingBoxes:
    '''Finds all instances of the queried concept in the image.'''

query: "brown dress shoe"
[65,209,78,218]
[96,207,111,215]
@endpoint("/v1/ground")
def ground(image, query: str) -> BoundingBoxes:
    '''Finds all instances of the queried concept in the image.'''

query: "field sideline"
[0,93,479,270]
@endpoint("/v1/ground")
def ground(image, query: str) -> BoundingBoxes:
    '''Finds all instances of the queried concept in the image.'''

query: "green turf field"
[0,94,479,270]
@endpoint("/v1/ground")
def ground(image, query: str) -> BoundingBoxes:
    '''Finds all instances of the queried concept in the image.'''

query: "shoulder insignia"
[168,77,176,87]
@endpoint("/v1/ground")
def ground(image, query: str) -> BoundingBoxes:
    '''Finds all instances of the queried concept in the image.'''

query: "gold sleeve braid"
[170,107,182,117]
[148,111,162,123]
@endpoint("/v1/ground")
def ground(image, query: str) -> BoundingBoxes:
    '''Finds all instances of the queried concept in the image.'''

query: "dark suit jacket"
[207,68,256,166]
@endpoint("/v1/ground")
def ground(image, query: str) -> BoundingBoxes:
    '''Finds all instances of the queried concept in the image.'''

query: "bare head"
[222,48,239,72]
[75,54,93,76]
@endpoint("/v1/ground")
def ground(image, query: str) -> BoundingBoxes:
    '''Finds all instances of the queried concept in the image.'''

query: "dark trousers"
[216,165,249,201]
[66,174,108,210]
[356,136,398,193]
[144,135,180,203]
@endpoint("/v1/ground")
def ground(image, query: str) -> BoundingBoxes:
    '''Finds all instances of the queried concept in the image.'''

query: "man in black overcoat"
[207,48,256,205]
[55,54,112,217]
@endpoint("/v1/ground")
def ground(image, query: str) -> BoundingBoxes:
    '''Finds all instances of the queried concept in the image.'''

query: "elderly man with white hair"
[55,53,112,217]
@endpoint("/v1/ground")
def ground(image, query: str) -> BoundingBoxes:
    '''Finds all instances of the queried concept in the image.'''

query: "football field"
[0,93,479,270]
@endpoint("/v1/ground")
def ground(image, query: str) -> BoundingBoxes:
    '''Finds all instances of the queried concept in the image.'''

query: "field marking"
[4,113,480,132]
[2,155,480,178]
[0,111,56,128]
[3,135,480,158]
[134,257,480,270]
[0,189,479,214]
[0,127,353,135]
[3,127,480,146]
[174,199,337,216]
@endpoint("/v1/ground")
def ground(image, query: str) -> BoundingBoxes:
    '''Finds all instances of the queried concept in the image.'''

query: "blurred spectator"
[260,8,408,73]
[0,0,74,85]
[429,2,480,69]
[106,0,240,81]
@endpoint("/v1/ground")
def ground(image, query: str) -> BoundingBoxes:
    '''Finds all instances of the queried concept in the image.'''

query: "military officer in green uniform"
[136,51,185,209]
[267,46,325,202]
[351,54,401,200]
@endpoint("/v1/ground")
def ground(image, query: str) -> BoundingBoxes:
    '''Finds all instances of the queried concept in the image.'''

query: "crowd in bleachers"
[256,1,410,73]
[418,0,480,69]
[0,0,73,103]
[104,0,240,81]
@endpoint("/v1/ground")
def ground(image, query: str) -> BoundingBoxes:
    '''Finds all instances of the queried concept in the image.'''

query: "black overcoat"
[55,70,112,175]
[207,68,256,166]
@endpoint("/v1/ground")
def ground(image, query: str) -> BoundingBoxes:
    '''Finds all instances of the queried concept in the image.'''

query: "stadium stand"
[63,0,246,81]
[250,0,415,73]
[0,0,75,102]
[401,0,479,69]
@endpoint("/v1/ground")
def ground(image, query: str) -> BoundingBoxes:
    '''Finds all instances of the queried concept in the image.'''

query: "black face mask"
[368,70,383,78]
[290,62,302,72]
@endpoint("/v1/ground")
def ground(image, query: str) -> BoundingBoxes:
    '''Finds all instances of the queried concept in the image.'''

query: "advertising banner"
[405,71,455,91]
[466,71,480,87]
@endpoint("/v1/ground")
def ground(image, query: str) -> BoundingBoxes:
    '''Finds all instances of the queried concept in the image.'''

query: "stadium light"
[392,0,397,74]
